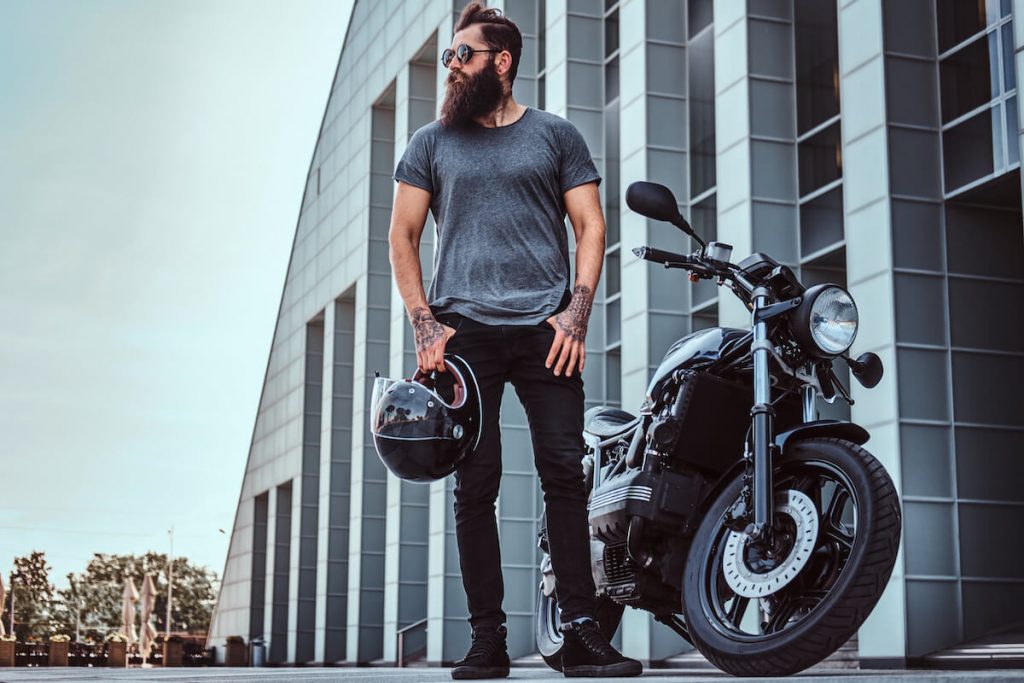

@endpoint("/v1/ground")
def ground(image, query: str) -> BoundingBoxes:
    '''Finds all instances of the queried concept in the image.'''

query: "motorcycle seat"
[584,406,640,438]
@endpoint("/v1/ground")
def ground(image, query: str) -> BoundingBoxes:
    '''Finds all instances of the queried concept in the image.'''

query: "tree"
[49,573,81,640]
[5,551,57,640]
[55,553,217,641]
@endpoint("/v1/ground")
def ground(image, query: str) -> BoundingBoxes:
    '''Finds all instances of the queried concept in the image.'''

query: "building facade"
[209,0,1024,667]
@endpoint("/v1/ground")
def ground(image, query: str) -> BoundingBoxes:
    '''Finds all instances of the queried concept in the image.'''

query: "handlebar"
[632,245,724,277]
[631,246,693,265]
[632,245,756,299]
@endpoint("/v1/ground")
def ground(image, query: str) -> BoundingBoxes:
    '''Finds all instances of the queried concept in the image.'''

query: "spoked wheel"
[535,550,624,672]
[682,438,901,676]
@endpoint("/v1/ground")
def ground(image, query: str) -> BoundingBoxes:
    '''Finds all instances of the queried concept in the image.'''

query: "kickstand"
[654,613,693,645]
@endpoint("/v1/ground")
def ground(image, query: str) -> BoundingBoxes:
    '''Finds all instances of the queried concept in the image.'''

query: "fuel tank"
[646,327,748,401]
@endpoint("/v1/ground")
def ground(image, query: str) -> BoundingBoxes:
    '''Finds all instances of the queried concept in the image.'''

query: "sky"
[0,0,353,587]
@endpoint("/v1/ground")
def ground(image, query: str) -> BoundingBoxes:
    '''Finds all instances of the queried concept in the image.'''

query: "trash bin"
[225,637,247,666]
[249,639,265,668]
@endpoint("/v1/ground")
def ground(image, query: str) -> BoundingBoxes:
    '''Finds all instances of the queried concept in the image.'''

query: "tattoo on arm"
[411,306,445,352]
[555,285,594,341]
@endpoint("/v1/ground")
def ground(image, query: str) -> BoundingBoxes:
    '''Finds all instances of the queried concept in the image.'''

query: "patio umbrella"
[0,573,6,637]
[138,575,157,660]
[121,577,139,645]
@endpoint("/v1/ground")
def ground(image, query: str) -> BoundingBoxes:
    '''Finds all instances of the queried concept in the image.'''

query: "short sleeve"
[394,126,434,193]
[558,122,601,193]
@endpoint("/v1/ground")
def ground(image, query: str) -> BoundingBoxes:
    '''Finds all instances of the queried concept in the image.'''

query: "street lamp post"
[67,574,80,643]
[8,573,13,637]
[166,527,174,639]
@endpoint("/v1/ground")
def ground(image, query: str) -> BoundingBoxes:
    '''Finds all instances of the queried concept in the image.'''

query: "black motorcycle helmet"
[370,353,482,483]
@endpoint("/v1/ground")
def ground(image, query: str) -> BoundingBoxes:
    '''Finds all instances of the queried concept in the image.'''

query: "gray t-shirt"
[393,107,601,325]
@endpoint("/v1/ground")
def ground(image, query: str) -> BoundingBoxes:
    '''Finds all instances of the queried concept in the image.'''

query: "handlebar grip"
[632,246,691,264]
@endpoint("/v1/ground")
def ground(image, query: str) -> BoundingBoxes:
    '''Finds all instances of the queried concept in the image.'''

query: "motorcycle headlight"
[791,284,858,357]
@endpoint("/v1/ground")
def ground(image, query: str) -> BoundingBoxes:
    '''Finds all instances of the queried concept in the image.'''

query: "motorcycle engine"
[587,464,706,612]
[588,468,705,543]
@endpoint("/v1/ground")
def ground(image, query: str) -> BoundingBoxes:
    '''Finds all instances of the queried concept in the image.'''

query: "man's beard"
[440,60,506,128]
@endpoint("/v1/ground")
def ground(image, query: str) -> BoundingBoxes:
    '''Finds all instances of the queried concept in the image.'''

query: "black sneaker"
[560,618,642,678]
[451,625,510,680]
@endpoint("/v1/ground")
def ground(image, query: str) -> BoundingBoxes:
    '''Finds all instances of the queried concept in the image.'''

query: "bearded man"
[388,3,641,679]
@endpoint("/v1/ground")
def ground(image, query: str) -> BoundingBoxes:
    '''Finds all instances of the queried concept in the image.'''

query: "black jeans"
[435,312,596,631]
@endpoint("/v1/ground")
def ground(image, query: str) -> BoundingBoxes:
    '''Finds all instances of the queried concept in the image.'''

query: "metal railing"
[396,618,428,667]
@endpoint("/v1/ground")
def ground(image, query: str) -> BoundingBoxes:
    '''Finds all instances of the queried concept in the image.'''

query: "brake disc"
[722,489,819,599]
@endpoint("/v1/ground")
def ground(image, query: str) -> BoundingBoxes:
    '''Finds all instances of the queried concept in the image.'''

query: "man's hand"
[412,307,456,373]
[545,285,593,377]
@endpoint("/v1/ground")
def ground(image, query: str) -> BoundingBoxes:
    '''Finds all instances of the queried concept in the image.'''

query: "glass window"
[605,9,618,58]
[800,186,844,256]
[605,349,621,404]
[691,193,716,243]
[1007,96,1019,166]
[693,305,718,332]
[794,0,839,134]
[800,246,846,289]
[538,0,546,73]
[605,56,619,104]
[943,110,994,190]
[992,104,1004,170]
[606,299,621,347]
[937,0,1000,52]
[798,122,842,196]
[987,0,1004,25]
[690,194,717,306]
[606,196,620,245]
[939,34,995,123]
[604,99,620,244]
[688,0,712,38]
[1002,22,1015,93]
[606,248,620,296]
[689,27,715,197]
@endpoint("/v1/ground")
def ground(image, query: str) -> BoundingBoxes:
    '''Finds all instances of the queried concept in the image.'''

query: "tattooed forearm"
[555,285,594,341]
[411,306,445,352]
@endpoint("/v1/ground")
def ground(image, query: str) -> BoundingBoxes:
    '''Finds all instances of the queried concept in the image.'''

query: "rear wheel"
[681,438,901,676]
[535,560,624,672]
[534,498,624,673]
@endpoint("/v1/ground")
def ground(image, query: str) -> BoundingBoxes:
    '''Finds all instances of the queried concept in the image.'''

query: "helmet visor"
[371,375,456,438]
[371,375,401,422]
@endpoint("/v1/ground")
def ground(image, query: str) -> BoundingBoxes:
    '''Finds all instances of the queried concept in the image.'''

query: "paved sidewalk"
[1,668,1023,682]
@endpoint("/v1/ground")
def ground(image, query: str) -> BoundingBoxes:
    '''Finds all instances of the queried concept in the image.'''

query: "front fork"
[743,299,823,547]
[746,292,820,539]
[749,287,775,540]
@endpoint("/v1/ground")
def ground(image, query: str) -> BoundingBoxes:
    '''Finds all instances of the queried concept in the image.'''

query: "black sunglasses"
[441,43,501,68]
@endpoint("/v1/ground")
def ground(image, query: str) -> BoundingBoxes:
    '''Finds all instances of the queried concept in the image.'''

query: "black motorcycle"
[535,181,902,677]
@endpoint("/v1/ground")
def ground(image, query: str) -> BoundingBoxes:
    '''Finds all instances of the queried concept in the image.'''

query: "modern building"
[208,0,1024,668]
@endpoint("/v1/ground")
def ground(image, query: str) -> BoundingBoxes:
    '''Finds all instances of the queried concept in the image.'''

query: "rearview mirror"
[625,181,703,247]
[626,181,680,222]
[847,352,883,389]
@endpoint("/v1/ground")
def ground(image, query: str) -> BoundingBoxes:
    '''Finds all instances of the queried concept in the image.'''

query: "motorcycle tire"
[535,574,624,672]
[681,437,901,677]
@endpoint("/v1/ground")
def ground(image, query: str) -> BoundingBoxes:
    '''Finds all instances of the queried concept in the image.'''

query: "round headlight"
[789,284,858,357]
[808,286,858,355]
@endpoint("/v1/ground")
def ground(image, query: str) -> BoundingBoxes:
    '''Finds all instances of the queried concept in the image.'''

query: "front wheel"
[682,438,901,677]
